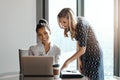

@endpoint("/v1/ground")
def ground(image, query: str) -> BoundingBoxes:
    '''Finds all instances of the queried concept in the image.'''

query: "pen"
[66,70,71,72]
[66,70,77,73]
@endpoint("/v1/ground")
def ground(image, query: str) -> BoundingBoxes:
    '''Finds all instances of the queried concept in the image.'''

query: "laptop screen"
[20,56,54,77]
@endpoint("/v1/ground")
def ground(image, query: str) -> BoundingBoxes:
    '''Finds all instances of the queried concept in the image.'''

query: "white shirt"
[28,42,61,64]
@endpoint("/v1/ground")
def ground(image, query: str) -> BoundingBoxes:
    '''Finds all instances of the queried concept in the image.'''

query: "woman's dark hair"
[36,19,51,33]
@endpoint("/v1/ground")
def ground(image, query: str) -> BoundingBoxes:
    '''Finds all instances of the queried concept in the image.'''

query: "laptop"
[20,56,54,77]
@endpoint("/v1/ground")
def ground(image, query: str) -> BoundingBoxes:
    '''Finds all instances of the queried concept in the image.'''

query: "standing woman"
[57,8,104,80]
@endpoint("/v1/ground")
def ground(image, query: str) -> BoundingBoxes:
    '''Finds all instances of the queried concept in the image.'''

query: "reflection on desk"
[0,72,89,80]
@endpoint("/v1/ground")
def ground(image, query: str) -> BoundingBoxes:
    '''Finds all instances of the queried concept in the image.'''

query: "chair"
[18,49,29,74]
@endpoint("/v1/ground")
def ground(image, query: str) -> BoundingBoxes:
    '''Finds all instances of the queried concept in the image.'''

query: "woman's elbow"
[79,46,86,55]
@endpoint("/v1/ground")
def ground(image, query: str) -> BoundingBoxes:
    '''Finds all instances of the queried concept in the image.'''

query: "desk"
[0,72,89,80]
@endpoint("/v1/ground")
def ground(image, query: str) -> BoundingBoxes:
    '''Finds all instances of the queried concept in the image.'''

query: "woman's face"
[37,27,50,44]
[59,17,69,29]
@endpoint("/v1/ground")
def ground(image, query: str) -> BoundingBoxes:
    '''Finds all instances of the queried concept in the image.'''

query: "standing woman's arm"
[61,42,86,70]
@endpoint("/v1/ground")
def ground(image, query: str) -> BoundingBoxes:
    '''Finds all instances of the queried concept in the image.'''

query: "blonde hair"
[57,8,77,40]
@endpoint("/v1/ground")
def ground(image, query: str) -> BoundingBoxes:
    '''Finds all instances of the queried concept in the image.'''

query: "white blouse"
[28,42,61,64]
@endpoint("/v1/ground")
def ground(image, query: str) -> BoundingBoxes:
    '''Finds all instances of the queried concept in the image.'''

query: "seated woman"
[28,19,61,64]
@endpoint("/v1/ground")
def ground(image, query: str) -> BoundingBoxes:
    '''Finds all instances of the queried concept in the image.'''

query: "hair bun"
[39,19,48,24]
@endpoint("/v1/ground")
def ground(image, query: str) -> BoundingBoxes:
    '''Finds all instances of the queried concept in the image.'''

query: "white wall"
[0,0,36,74]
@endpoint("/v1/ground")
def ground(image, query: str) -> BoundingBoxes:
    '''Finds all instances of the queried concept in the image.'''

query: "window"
[84,0,114,76]
[36,0,120,78]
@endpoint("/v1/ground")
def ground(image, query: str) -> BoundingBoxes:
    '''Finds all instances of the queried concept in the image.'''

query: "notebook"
[20,56,54,77]
[60,70,84,78]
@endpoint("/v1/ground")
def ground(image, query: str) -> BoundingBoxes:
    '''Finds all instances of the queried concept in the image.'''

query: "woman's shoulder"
[77,16,87,23]
[29,43,41,50]
[29,44,37,48]
[51,43,60,48]
[77,16,90,28]
[50,43,61,56]
[51,43,61,51]
[77,16,86,20]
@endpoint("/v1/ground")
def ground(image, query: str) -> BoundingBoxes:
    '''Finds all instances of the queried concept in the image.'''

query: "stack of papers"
[60,70,84,78]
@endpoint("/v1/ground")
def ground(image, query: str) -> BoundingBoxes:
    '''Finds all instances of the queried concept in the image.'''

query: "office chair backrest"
[19,49,28,74]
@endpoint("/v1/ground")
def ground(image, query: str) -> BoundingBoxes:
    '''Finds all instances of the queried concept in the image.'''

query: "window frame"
[114,0,120,76]
[76,0,84,70]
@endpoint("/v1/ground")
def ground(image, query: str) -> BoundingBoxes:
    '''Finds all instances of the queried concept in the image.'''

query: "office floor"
[105,76,120,80]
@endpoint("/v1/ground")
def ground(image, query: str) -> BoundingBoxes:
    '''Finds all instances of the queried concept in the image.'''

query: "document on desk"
[60,70,84,78]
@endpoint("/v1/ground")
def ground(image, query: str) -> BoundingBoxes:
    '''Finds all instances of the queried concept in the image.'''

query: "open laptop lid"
[21,56,54,77]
